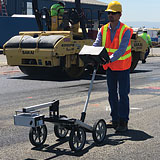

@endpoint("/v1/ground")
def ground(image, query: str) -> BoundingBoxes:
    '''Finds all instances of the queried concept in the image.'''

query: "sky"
[99,0,160,27]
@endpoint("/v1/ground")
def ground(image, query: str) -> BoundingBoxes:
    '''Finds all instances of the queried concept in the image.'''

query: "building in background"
[0,0,107,48]
[132,27,160,43]
[1,0,107,19]
[147,28,160,42]
[0,0,8,16]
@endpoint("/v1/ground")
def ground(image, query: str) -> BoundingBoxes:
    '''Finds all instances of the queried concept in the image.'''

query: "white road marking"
[106,106,142,111]
[131,107,142,110]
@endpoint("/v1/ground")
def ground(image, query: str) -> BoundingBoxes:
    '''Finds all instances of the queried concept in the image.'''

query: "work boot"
[142,59,146,64]
[106,120,118,129]
[116,120,128,132]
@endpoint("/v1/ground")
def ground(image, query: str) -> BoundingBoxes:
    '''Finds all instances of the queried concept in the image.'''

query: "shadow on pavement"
[130,69,152,74]
[9,71,106,82]
[106,129,153,146]
[30,137,96,159]
[28,129,153,159]
[9,69,154,82]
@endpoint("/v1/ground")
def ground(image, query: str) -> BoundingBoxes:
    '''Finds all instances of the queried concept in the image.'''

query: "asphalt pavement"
[1,50,160,159]
[1,56,160,159]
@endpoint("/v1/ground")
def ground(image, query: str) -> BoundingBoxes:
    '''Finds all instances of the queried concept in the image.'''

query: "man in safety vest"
[50,2,66,31]
[50,2,65,16]
[140,28,152,63]
[93,1,133,132]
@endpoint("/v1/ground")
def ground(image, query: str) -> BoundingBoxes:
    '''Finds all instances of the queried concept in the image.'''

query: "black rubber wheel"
[92,119,107,144]
[130,52,140,72]
[64,66,85,79]
[29,125,47,147]
[54,115,69,139]
[19,66,62,77]
[69,127,86,152]
[19,66,45,76]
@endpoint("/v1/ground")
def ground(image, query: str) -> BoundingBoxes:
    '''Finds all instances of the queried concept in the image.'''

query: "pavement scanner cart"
[14,45,110,152]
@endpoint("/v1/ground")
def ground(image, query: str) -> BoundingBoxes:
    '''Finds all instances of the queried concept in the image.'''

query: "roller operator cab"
[3,0,148,78]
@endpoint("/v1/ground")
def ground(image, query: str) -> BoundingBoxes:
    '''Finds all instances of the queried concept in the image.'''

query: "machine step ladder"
[0,0,8,16]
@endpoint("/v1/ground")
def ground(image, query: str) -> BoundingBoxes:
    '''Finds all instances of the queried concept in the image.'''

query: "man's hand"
[101,57,110,65]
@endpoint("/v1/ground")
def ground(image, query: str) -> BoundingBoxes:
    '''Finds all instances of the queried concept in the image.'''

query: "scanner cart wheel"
[29,124,47,147]
[92,119,107,144]
[69,127,86,152]
[54,115,69,138]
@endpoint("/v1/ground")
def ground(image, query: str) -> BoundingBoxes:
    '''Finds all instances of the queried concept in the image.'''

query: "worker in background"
[93,1,133,132]
[50,2,65,16]
[50,2,65,31]
[140,28,152,63]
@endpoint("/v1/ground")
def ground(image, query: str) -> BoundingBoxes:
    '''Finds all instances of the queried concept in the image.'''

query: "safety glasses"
[108,12,120,15]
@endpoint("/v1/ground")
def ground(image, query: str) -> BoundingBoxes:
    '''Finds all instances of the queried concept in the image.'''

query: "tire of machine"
[19,66,62,77]
[61,56,85,79]
[19,66,46,76]
[29,125,47,147]
[64,66,85,79]
[54,115,69,139]
[92,119,107,144]
[69,127,86,152]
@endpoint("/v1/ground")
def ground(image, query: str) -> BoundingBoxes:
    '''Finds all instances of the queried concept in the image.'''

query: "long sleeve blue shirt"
[93,21,131,62]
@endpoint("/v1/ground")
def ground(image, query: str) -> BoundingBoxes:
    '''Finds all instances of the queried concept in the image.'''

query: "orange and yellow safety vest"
[101,22,133,71]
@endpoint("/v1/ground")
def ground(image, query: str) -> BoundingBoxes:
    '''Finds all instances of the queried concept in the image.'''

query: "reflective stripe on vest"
[102,23,131,61]
[105,45,131,60]
[102,24,108,47]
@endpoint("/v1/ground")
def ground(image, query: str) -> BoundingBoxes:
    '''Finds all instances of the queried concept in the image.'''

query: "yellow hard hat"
[105,1,122,12]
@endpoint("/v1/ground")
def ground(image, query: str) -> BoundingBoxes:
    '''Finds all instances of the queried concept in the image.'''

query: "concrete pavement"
[0,48,160,67]
[0,54,7,66]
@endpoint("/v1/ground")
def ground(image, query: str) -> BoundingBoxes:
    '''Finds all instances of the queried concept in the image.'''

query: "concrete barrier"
[149,48,160,57]
[0,54,7,66]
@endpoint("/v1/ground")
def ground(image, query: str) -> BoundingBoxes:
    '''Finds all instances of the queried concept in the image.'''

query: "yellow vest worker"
[50,2,65,31]
[50,2,64,16]
[140,28,152,63]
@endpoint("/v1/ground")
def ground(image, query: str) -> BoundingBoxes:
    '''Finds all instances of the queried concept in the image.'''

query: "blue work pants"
[144,47,150,60]
[106,68,130,122]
